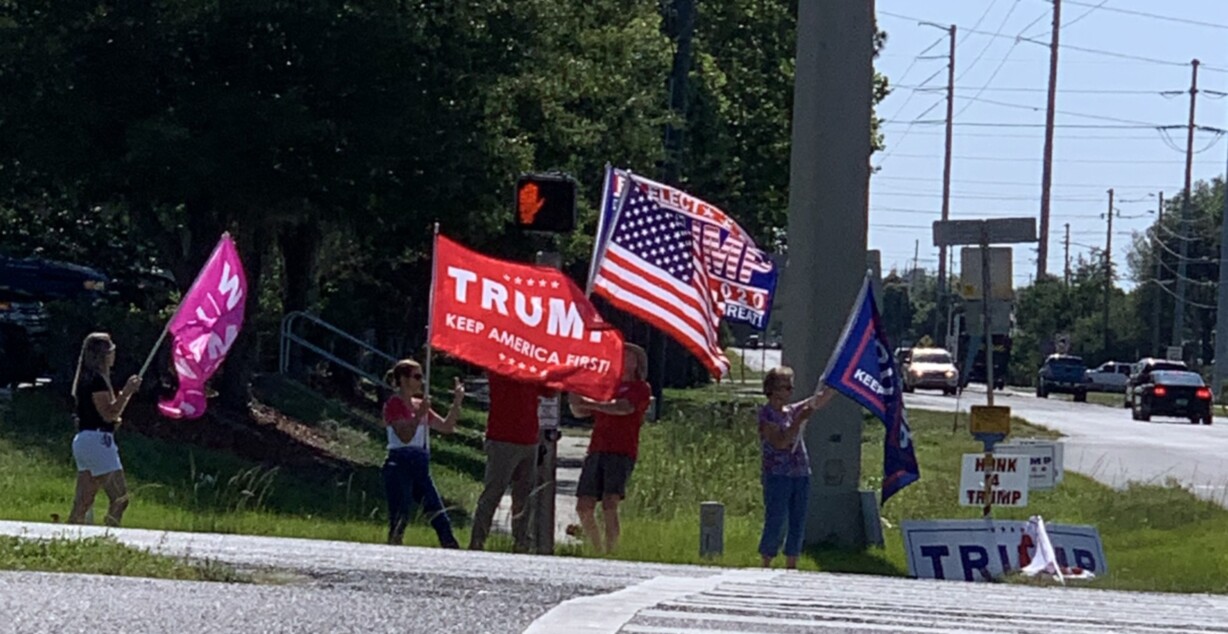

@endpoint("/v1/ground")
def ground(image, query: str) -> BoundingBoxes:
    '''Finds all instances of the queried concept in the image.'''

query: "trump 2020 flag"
[820,274,920,504]
[158,234,247,419]
[598,167,779,330]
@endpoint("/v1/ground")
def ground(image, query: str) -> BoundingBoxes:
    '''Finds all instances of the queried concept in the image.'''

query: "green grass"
[0,535,248,583]
[5,378,1227,594]
[612,390,1228,593]
[0,386,485,548]
[724,348,767,385]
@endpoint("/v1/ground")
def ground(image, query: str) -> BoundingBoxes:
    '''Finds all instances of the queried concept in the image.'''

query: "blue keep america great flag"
[820,275,921,504]
[597,167,779,330]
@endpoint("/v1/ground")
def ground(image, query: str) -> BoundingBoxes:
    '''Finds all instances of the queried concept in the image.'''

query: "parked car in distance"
[744,334,760,349]
[1123,357,1189,409]
[1086,361,1132,393]
[1129,370,1213,425]
[1037,354,1089,401]
[902,347,959,395]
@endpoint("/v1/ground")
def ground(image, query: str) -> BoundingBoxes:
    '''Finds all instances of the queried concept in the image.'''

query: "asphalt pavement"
[906,384,1228,507]
[2,520,1228,633]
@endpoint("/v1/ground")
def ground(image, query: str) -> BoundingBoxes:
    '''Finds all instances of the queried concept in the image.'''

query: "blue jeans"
[382,447,458,548]
[759,473,810,558]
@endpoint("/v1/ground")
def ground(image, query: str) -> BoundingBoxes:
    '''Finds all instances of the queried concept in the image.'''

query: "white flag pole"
[585,167,636,297]
[418,223,442,452]
[424,223,440,392]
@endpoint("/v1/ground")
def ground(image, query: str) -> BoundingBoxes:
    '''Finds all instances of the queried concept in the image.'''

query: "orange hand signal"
[518,182,546,224]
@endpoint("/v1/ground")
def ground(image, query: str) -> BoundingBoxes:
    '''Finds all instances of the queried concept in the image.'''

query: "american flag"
[592,179,730,378]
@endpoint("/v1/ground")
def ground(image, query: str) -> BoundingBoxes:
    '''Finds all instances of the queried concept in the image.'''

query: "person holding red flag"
[380,359,464,548]
[568,344,652,554]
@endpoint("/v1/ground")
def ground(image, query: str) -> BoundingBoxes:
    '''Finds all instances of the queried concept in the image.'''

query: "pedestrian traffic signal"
[515,173,576,233]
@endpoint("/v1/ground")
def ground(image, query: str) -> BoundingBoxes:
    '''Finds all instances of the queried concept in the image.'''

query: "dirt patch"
[124,399,362,472]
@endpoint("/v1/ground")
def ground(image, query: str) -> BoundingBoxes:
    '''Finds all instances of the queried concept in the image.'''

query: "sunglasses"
[409,373,423,380]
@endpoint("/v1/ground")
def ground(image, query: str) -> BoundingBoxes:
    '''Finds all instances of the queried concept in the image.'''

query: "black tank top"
[76,374,115,433]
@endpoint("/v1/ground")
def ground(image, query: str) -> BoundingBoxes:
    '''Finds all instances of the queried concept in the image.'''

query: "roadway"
[907,385,1228,507]
[2,520,1227,633]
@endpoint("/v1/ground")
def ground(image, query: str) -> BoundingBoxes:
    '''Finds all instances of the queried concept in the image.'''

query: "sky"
[871,0,1228,291]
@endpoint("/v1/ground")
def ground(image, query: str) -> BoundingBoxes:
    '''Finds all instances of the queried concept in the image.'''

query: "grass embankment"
[612,385,1228,593]
[0,535,247,583]
[0,382,485,548]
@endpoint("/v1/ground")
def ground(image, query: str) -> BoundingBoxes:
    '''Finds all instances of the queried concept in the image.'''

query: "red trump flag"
[429,235,624,400]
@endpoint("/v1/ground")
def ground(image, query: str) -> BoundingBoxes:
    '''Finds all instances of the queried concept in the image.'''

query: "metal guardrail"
[278,311,399,388]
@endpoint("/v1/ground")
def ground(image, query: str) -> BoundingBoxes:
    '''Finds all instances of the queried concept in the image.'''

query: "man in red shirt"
[469,373,556,552]
[568,343,652,554]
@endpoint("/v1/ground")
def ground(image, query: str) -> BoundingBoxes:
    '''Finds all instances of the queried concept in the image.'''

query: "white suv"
[902,348,959,395]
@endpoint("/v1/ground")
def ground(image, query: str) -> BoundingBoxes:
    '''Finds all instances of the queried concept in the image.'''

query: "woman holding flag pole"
[67,332,141,526]
[378,222,464,548]
[757,366,834,569]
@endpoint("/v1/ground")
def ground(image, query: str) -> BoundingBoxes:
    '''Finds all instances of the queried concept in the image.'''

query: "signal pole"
[1103,188,1114,357]
[1172,59,1200,355]
[937,24,956,346]
[1037,0,1062,280]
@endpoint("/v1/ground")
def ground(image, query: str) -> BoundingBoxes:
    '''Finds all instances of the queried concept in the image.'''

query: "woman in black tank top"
[67,332,142,526]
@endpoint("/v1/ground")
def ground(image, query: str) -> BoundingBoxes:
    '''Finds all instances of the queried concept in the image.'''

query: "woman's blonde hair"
[762,366,795,396]
[384,359,423,388]
[625,343,648,381]
[71,332,115,399]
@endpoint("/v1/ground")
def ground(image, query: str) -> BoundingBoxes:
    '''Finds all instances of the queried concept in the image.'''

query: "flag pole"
[137,232,232,380]
[137,328,170,379]
[423,223,440,394]
[585,167,635,297]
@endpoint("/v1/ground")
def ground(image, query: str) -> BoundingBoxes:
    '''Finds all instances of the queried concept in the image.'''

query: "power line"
[955,0,1022,82]
[873,189,1101,202]
[895,85,1178,95]
[878,10,1228,73]
[1046,0,1107,35]
[952,94,1177,126]
[884,152,1193,165]
[1054,0,1228,31]
[874,175,1174,189]
[881,120,1192,129]
[953,6,1051,119]
[891,129,1198,140]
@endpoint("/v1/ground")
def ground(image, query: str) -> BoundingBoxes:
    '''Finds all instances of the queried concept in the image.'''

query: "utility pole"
[784,0,873,548]
[1037,0,1062,280]
[1064,223,1071,285]
[1103,188,1114,358]
[1172,59,1200,356]
[912,239,920,287]
[1152,192,1165,356]
[1213,132,1228,399]
[937,24,956,347]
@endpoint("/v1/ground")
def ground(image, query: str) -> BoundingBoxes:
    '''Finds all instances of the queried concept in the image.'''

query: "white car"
[902,348,959,395]
[1086,361,1131,393]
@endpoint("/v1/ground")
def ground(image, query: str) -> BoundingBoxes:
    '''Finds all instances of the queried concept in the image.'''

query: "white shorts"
[72,430,122,476]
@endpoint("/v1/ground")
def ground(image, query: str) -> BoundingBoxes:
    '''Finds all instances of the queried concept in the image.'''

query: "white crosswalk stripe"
[618,572,1228,633]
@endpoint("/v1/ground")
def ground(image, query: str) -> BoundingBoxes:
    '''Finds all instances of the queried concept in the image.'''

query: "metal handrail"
[278,311,399,388]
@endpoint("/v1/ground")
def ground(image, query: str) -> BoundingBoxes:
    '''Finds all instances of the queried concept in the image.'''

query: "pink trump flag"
[156,233,248,419]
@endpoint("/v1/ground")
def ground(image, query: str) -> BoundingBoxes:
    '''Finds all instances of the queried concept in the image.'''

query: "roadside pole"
[936,218,1036,520]
[980,227,994,408]
[531,250,563,555]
